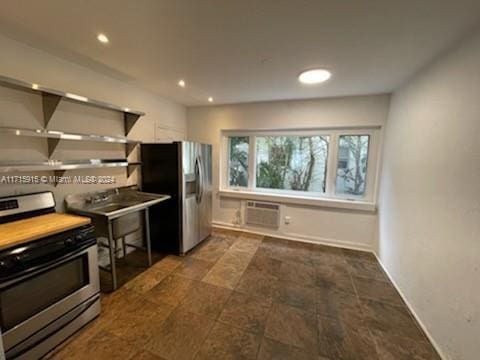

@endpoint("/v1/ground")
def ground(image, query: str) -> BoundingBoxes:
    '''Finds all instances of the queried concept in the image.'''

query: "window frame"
[221,127,381,204]
[254,133,331,196]
[227,135,250,188]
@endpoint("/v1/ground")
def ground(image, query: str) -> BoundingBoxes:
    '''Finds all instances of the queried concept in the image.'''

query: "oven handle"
[0,240,96,286]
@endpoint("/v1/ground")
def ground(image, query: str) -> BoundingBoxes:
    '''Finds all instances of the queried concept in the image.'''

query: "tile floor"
[46,229,440,360]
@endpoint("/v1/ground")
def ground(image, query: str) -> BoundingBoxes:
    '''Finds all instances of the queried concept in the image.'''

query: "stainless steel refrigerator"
[141,142,212,255]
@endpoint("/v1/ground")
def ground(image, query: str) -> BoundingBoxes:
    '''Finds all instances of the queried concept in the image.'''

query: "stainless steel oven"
[0,192,100,360]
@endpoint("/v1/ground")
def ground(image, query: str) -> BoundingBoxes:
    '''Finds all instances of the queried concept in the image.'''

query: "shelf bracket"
[53,169,67,187]
[124,113,140,136]
[125,143,137,157]
[47,138,60,158]
[127,163,139,178]
[42,93,62,127]
[54,169,66,178]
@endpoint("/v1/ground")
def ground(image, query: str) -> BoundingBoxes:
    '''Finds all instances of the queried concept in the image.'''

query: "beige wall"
[187,94,390,250]
[0,33,186,204]
[0,34,186,263]
[378,28,480,359]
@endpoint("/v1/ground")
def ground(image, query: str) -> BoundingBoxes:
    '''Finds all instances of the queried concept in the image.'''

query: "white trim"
[218,189,376,212]
[221,127,381,204]
[212,221,373,252]
[374,254,445,360]
[222,125,382,132]
[249,135,257,189]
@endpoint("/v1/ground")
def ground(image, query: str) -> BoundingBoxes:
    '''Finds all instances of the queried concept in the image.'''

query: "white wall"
[187,95,390,250]
[378,29,480,360]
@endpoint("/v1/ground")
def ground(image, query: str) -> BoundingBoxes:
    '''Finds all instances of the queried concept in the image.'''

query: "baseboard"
[214,220,444,359]
[212,221,373,252]
[374,254,446,360]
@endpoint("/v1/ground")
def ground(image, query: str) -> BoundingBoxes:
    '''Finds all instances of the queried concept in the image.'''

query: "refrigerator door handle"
[197,156,204,203]
[194,157,200,203]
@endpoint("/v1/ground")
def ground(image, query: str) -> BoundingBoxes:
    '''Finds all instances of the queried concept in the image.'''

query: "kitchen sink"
[65,187,171,220]
[88,199,146,213]
[89,202,140,213]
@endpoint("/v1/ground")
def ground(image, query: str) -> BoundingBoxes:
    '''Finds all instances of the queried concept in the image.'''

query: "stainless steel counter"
[65,186,170,290]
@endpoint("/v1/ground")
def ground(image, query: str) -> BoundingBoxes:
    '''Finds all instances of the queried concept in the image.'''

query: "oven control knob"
[64,238,75,246]
[75,234,84,242]
[0,259,9,270]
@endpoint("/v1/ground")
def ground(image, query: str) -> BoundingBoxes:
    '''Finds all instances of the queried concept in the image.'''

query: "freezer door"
[198,144,212,241]
[181,142,199,253]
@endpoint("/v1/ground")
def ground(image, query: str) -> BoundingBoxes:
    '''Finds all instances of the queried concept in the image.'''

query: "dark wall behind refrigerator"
[141,143,182,253]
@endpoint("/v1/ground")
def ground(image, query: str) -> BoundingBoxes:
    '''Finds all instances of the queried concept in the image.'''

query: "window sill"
[218,189,376,212]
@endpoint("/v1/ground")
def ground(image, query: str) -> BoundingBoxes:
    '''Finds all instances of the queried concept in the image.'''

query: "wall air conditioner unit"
[244,200,280,229]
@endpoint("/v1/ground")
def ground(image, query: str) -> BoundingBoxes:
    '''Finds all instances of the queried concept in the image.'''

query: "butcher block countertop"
[0,213,91,251]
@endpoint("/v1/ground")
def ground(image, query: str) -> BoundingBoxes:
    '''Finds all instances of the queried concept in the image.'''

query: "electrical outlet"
[284,216,291,225]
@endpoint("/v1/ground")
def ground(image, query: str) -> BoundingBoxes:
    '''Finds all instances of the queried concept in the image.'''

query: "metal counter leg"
[121,236,127,258]
[144,208,152,266]
[107,220,118,290]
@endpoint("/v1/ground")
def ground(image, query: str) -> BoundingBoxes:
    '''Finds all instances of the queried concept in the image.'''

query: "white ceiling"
[0,0,479,106]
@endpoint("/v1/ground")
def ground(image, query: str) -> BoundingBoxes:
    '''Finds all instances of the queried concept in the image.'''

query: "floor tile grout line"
[50,233,436,359]
[342,250,383,359]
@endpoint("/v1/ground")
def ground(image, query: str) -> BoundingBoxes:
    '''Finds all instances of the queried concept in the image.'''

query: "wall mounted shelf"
[0,159,130,173]
[0,127,142,158]
[0,159,143,187]
[0,127,141,144]
[0,74,145,135]
[0,74,146,182]
[0,159,137,187]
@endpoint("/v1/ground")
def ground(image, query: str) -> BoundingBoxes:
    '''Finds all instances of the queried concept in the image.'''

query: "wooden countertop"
[0,213,91,251]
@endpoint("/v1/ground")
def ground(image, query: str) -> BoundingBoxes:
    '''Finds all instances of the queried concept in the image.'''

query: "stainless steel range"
[0,192,100,359]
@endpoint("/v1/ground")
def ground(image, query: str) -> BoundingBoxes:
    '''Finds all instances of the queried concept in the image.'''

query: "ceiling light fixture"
[208,97,213,103]
[298,69,331,85]
[97,33,109,44]
[31,83,39,90]
[178,79,186,88]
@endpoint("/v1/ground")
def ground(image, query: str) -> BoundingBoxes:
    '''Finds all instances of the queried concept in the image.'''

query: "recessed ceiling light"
[31,83,39,90]
[208,97,213,103]
[298,69,331,84]
[97,33,109,44]
[178,79,186,88]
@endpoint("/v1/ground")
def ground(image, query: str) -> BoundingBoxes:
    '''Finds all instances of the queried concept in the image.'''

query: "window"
[336,135,370,197]
[256,135,329,193]
[228,136,249,187]
[223,128,378,203]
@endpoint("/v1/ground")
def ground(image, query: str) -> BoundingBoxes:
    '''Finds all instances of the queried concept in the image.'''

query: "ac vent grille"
[245,201,280,229]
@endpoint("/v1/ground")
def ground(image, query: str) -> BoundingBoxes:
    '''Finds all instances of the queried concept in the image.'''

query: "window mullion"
[326,133,338,197]
[249,135,256,191]
[224,135,229,189]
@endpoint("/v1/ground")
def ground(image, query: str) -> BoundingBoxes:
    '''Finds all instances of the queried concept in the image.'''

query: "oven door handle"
[0,240,96,286]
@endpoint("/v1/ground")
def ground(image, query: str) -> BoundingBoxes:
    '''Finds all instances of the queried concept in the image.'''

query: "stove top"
[0,191,56,224]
